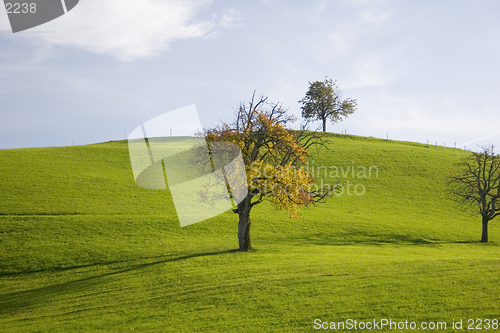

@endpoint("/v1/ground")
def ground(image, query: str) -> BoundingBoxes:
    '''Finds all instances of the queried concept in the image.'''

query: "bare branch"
[448,145,500,242]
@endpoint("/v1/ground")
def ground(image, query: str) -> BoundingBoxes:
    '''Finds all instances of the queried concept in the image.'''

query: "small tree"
[205,93,332,251]
[449,146,500,242]
[299,78,357,132]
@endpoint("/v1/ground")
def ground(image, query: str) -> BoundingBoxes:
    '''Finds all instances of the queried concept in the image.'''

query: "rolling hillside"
[1,134,499,332]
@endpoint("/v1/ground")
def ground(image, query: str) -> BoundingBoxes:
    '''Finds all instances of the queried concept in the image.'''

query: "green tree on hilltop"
[299,78,357,132]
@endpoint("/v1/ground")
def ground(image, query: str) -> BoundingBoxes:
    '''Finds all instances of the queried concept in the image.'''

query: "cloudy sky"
[0,0,499,150]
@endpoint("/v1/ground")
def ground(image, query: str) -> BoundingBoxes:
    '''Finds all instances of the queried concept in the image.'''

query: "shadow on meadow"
[266,229,483,247]
[0,231,492,318]
[0,249,238,317]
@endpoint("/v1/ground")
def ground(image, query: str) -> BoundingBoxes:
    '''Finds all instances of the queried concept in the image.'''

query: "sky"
[0,0,499,150]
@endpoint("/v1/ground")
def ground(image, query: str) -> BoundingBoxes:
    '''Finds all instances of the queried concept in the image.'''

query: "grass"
[0,134,499,332]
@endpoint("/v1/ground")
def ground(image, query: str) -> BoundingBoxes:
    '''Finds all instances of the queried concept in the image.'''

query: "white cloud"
[308,2,399,91]
[349,91,500,146]
[0,42,55,72]
[10,0,215,61]
[220,9,243,29]
[350,56,396,89]
[325,3,394,56]
[0,2,12,31]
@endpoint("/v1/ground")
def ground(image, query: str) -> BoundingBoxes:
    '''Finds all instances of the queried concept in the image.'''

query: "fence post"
[454,142,456,153]
[436,142,437,149]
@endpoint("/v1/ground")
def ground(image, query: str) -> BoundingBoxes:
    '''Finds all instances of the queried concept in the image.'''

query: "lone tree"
[205,93,332,251]
[449,146,500,242]
[299,78,357,132]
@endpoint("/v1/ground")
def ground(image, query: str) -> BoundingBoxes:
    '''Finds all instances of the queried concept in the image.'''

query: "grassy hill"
[1,134,499,332]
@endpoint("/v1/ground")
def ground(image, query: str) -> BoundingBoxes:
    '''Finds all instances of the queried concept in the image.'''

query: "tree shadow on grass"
[272,230,482,247]
[0,249,238,317]
[299,231,437,246]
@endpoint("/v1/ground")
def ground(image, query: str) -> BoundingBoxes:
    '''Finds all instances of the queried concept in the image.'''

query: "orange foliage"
[206,107,322,219]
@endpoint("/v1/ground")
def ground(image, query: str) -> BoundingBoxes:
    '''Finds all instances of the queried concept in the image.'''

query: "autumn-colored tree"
[205,93,332,251]
[299,78,357,132]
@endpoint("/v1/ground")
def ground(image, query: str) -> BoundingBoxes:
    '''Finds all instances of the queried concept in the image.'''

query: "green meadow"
[1,134,499,332]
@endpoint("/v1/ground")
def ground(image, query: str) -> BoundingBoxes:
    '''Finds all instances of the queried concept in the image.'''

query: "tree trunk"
[481,215,488,243]
[322,117,326,132]
[237,197,252,251]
